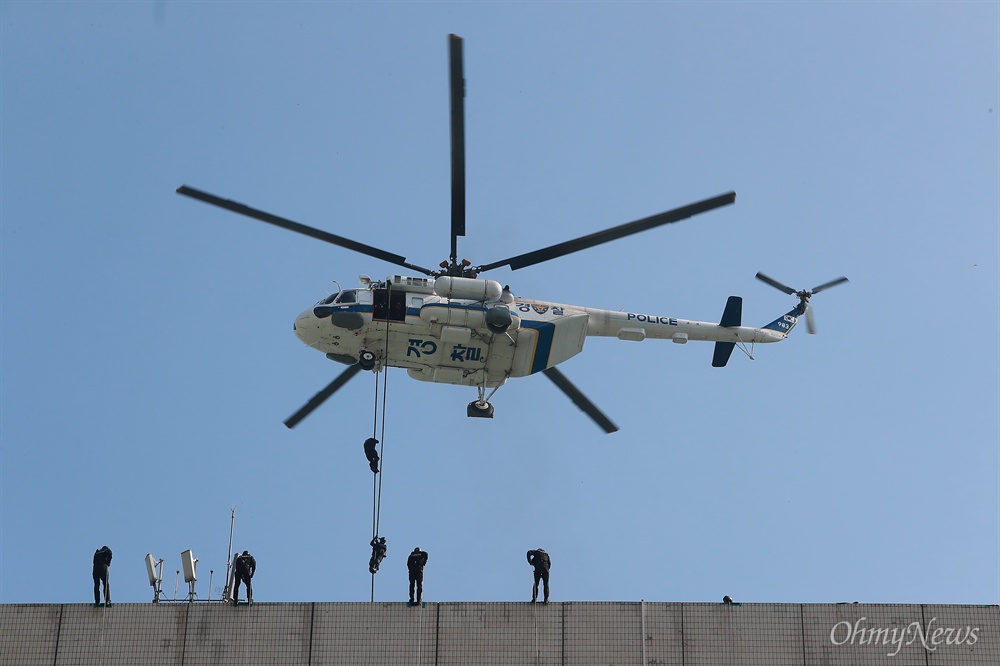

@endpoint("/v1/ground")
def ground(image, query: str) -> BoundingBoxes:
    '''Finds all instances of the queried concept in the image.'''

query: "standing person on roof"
[526,548,551,603]
[406,547,429,604]
[233,550,256,603]
[92,546,113,606]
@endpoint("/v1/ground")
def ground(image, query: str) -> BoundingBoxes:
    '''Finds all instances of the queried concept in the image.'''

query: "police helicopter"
[177,35,846,433]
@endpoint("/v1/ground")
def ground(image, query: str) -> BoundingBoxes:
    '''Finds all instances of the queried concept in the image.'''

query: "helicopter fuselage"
[292,275,789,390]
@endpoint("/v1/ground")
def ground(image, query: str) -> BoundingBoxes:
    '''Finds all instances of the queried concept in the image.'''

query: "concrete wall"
[1,602,997,665]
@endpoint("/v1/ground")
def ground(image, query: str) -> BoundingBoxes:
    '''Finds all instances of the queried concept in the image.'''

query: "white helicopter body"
[293,273,797,390]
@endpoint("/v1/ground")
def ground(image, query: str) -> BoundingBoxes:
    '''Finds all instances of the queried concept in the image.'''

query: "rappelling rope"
[376,365,388,534]
[370,285,394,600]
[374,286,393,538]
[370,370,381,540]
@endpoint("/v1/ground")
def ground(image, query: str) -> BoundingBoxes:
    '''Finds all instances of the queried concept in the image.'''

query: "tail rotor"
[755,272,848,334]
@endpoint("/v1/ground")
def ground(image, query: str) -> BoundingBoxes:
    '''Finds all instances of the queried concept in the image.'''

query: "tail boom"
[583,307,790,344]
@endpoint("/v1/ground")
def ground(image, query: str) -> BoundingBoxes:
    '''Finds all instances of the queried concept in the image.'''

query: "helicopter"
[177,35,846,433]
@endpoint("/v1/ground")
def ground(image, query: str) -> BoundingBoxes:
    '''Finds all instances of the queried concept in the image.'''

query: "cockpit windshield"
[318,289,358,306]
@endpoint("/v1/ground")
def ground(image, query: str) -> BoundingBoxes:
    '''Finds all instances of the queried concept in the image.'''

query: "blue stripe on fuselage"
[336,304,422,318]
[519,320,555,374]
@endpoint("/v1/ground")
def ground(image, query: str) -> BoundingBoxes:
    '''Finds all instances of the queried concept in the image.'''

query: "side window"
[337,290,357,304]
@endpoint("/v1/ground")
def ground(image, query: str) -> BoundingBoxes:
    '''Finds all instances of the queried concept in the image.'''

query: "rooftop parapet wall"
[1,602,997,665]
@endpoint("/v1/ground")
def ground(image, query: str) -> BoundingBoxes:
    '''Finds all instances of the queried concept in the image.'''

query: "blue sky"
[2,1,997,606]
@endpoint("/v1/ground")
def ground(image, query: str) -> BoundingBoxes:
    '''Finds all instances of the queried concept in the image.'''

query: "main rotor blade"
[755,272,797,295]
[477,192,736,273]
[542,367,618,434]
[177,185,435,276]
[811,276,849,294]
[448,34,466,264]
[284,364,363,428]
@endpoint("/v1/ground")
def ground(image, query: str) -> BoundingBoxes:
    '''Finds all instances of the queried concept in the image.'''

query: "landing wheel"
[467,401,494,419]
[358,350,376,371]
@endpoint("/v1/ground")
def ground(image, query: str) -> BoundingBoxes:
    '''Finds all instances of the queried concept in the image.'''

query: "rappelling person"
[407,547,429,605]
[369,536,387,574]
[232,550,256,604]
[364,437,380,473]
[526,548,551,604]
[92,545,113,606]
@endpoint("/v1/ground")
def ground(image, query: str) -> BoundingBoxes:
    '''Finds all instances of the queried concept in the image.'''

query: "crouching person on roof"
[233,550,256,603]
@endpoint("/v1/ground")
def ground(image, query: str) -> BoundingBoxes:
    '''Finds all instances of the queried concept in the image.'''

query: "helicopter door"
[372,287,407,322]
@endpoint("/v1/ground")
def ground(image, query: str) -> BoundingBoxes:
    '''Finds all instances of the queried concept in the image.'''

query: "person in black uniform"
[526,548,551,603]
[233,550,256,603]
[369,536,387,573]
[92,546,113,605]
[406,547,429,604]
[364,438,380,473]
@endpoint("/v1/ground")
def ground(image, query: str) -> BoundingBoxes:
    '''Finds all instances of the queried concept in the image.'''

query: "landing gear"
[467,400,494,419]
[468,378,505,419]
[358,350,377,371]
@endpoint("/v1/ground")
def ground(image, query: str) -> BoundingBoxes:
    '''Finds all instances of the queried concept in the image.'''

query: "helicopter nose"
[293,309,320,345]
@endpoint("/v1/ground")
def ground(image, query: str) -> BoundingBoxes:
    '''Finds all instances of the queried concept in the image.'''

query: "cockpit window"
[317,289,358,306]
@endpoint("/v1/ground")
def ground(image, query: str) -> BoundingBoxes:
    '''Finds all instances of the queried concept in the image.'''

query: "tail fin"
[719,296,742,327]
[712,343,735,367]
[712,296,742,367]
[762,307,802,336]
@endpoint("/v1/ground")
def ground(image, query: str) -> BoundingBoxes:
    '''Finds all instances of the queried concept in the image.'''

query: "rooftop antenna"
[145,554,165,603]
[181,549,198,602]
[222,506,236,602]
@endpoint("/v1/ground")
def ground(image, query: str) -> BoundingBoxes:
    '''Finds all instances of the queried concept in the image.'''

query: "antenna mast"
[222,506,236,602]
